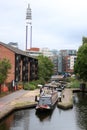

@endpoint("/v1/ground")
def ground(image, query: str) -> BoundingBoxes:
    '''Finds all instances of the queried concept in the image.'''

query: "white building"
[70,56,77,70]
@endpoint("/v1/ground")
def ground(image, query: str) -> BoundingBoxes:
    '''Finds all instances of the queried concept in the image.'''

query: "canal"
[0,92,87,130]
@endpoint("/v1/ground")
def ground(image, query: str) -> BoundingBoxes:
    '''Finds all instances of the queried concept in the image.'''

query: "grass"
[67,79,80,88]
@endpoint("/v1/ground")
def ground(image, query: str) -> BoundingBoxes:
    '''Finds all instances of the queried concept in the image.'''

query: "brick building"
[58,49,77,74]
[64,55,77,73]
[0,42,38,84]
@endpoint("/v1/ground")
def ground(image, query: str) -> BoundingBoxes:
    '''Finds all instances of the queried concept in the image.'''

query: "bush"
[65,77,76,82]
[24,82,36,90]
[29,80,40,88]
[38,77,45,85]
[30,78,45,88]
[23,78,46,90]
[68,80,80,88]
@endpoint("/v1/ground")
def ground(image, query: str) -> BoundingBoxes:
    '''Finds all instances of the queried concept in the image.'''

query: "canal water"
[0,92,87,130]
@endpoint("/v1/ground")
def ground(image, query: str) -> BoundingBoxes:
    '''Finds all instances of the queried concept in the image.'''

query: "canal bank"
[58,88,73,109]
[57,88,85,109]
[1,92,87,130]
[0,88,82,121]
[0,89,39,121]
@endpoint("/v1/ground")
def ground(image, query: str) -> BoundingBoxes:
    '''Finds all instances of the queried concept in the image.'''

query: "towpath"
[0,89,39,120]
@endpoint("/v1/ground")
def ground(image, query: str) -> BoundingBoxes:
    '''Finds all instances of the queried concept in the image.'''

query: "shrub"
[30,78,45,88]
[38,77,45,85]
[24,82,36,90]
[65,77,76,82]
[68,80,80,88]
[29,80,40,88]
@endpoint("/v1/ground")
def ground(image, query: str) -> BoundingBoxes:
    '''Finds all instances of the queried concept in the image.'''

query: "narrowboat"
[36,91,58,111]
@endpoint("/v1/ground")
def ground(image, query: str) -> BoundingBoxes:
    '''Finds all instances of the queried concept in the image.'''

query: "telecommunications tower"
[26,4,32,50]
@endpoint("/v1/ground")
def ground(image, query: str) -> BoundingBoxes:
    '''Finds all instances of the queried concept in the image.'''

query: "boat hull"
[36,91,58,111]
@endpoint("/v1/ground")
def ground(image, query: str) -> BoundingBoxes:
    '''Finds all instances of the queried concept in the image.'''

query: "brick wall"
[0,45,15,83]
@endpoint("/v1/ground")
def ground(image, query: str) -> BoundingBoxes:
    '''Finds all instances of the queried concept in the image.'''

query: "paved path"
[62,89,72,103]
[58,88,73,109]
[0,89,39,120]
[0,90,29,110]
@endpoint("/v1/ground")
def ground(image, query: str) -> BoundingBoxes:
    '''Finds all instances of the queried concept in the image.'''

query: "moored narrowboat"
[36,91,58,111]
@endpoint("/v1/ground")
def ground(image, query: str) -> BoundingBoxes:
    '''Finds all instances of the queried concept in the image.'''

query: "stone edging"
[57,89,73,110]
[0,102,37,121]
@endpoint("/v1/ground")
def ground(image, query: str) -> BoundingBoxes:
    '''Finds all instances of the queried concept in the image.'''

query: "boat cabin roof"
[40,94,52,98]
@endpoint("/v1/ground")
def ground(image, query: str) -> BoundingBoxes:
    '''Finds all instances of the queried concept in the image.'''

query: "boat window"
[39,97,51,105]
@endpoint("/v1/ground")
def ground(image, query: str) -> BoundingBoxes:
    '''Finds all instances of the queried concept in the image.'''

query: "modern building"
[59,49,77,56]
[58,49,77,74]
[50,49,59,75]
[41,48,53,57]
[58,54,63,73]
[52,55,58,74]
[0,42,38,84]
[64,55,77,73]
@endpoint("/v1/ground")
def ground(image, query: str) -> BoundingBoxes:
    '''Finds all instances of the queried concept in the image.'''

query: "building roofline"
[0,42,37,59]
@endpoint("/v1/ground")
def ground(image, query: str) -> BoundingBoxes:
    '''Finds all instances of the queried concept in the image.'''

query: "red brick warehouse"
[0,42,38,89]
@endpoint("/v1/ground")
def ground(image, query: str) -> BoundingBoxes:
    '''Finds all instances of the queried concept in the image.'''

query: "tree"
[74,43,87,82]
[82,36,87,45]
[37,55,54,83]
[0,58,11,92]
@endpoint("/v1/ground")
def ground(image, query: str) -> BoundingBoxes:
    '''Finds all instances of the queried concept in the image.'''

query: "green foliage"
[29,80,38,87]
[67,80,80,88]
[37,77,45,85]
[65,77,76,82]
[23,55,54,90]
[74,43,87,81]
[37,55,54,82]
[0,58,11,84]
[23,78,46,90]
[70,77,76,82]
[24,82,36,90]
[82,36,87,44]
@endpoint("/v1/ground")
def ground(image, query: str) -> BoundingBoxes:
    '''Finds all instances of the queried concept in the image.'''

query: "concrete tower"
[26,4,32,50]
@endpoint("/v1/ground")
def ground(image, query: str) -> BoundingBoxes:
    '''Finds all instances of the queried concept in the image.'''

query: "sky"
[0,0,87,51]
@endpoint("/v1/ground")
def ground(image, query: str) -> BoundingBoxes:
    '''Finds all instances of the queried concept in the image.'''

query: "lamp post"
[26,4,32,50]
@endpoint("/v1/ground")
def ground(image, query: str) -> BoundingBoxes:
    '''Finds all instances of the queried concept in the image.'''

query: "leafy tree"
[37,55,54,83]
[0,58,11,92]
[74,43,87,81]
[82,36,87,45]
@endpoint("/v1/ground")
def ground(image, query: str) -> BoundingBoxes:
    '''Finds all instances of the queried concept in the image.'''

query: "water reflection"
[35,110,53,121]
[35,102,57,122]
[74,92,87,130]
[12,110,30,130]
[0,114,14,130]
[0,109,31,130]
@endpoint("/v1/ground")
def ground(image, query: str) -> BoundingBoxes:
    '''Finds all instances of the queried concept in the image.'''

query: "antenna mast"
[26,4,32,50]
